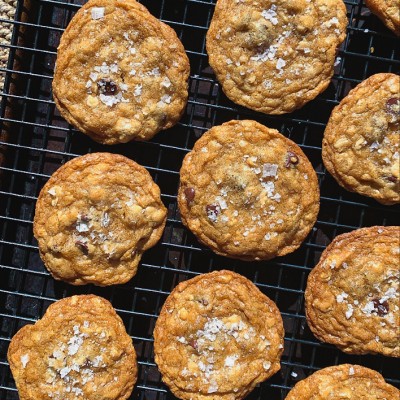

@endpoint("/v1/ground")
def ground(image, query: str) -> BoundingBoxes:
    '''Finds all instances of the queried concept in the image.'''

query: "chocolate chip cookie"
[305,226,399,357]
[33,152,167,286]
[285,364,399,399]
[53,0,189,144]
[178,120,320,261]
[153,270,284,400]
[365,0,400,36]
[206,0,347,114]
[8,295,137,400]
[322,73,400,205]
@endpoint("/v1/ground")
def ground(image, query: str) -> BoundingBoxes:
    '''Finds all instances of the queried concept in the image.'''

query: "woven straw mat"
[0,0,17,90]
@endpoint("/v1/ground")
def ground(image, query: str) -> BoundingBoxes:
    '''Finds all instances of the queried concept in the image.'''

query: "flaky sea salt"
[208,382,219,393]
[334,57,342,67]
[224,355,238,367]
[264,80,272,89]
[262,163,278,178]
[336,292,348,303]
[161,94,172,104]
[161,77,171,88]
[91,7,105,20]
[20,354,29,368]
[345,303,354,319]
[134,84,142,97]
[261,5,278,25]
[276,58,286,70]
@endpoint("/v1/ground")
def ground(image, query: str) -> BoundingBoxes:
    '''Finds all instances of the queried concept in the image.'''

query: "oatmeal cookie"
[285,364,399,399]
[153,270,284,400]
[53,0,189,144]
[305,226,399,357]
[178,120,320,261]
[322,73,400,205]
[33,152,167,286]
[7,295,137,400]
[365,0,400,36]
[206,0,347,114]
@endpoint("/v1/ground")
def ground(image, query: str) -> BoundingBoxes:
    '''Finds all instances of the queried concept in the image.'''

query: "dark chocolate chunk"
[285,151,299,168]
[75,240,89,255]
[386,175,398,183]
[97,79,119,95]
[188,339,198,351]
[184,187,195,205]
[372,298,389,316]
[206,204,220,221]
[386,97,400,116]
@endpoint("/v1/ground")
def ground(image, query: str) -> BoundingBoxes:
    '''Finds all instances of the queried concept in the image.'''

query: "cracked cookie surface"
[153,270,284,400]
[365,0,400,35]
[33,152,166,286]
[322,73,400,205]
[53,0,189,144]
[7,295,137,400]
[178,120,319,261]
[206,0,347,114]
[285,364,399,399]
[305,226,400,357]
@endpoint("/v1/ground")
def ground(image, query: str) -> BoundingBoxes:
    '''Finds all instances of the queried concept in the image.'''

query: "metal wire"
[0,0,399,398]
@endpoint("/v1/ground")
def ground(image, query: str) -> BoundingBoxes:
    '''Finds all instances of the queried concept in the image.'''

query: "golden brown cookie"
[33,152,166,286]
[153,270,284,400]
[206,0,347,114]
[7,295,137,400]
[365,0,400,36]
[305,226,399,357]
[178,120,320,261]
[53,0,189,144]
[322,73,400,205]
[284,364,399,399]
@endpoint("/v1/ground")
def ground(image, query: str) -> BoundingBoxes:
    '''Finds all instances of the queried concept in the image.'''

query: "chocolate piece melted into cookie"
[79,214,90,222]
[75,240,89,255]
[188,338,198,351]
[184,187,195,205]
[97,79,119,95]
[372,298,389,316]
[205,204,220,222]
[285,151,299,168]
[386,97,400,123]
[386,175,398,183]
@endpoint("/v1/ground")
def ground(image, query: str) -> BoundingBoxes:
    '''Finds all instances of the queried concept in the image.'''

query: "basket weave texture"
[0,0,17,90]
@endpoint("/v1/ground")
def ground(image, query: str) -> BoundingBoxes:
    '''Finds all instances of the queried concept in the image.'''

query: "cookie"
[33,152,167,286]
[153,270,284,400]
[206,0,347,114]
[53,0,189,144]
[178,120,320,261]
[7,295,137,400]
[284,364,399,399]
[322,73,400,205]
[305,226,399,357]
[365,0,400,36]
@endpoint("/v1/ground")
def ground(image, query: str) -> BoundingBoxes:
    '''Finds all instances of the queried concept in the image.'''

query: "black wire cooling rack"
[0,0,399,399]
